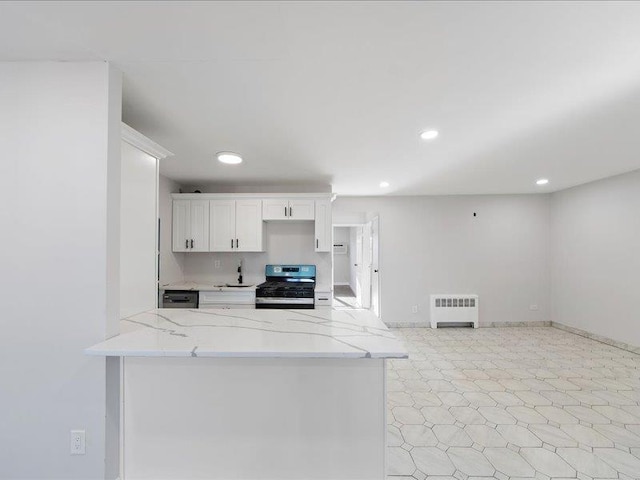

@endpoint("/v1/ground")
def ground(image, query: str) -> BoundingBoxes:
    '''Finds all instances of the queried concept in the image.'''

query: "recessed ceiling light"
[217,152,243,165]
[380,181,390,188]
[536,178,549,185]
[420,130,439,140]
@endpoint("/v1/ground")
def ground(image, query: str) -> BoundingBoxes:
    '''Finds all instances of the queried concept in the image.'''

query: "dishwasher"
[162,290,198,308]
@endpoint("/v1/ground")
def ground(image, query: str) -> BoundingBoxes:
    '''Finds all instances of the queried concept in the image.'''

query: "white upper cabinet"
[314,199,332,252]
[210,199,264,252]
[235,199,264,251]
[209,200,236,252]
[172,200,190,252]
[172,199,209,252]
[173,194,330,253]
[262,198,315,220]
[262,199,289,220]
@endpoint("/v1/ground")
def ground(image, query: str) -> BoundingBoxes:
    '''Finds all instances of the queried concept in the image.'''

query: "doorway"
[332,225,362,309]
[332,220,380,315]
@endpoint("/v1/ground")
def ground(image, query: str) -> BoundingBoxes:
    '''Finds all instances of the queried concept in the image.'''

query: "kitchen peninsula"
[86,308,407,480]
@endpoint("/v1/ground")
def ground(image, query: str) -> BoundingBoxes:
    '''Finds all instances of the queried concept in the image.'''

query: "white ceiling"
[3,1,640,195]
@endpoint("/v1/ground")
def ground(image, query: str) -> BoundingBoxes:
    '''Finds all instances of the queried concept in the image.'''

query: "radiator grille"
[430,294,479,328]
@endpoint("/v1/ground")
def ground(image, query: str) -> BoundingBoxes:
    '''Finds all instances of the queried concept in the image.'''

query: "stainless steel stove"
[255,264,316,309]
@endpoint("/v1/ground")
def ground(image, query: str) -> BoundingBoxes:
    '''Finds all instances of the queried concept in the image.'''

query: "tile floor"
[333,284,361,309]
[386,326,640,480]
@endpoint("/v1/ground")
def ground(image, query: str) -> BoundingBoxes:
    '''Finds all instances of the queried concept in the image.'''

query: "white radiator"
[430,294,479,328]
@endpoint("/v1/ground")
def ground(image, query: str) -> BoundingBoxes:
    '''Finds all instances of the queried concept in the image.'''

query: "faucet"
[237,259,243,285]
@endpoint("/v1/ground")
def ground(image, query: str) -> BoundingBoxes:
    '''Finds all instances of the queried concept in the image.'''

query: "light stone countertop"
[85,308,407,359]
[160,281,256,292]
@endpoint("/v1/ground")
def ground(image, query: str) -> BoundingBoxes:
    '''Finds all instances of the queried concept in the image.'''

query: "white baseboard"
[333,282,350,286]
[551,322,640,355]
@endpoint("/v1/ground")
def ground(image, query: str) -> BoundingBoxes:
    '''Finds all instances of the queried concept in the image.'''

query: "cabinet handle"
[185,239,189,249]
[316,239,319,249]
[191,239,194,249]
[236,238,239,248]
[231,239,234,249]
[289,206,292,217]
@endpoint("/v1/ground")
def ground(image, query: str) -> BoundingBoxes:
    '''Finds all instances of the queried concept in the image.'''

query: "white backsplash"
[181,221,332,290]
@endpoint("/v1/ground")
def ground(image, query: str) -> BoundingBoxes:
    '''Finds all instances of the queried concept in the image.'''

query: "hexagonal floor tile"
[393,406,425,425]
[400,424,438,447]
[593,448,640,477]
[497,424,543,447]
[410,446,455,475]
[388,446,416,476]
[560,424,614,448]
[484,447,536,477]
[535,406,579,425]
[432,425,474,447]
[464,425,508,447]
[556,447,618,478]
[506,406,548,424]
[528,423,578,448]
[477,406,517,425]
[450,406,486,425]
[520,448,576,478]
[447,446,495,477]
[420,406,456,425]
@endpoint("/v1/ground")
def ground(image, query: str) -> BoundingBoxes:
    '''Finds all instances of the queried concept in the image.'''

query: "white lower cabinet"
[199,290,256,309]
[314,290,333,308]
[209,199,264,252]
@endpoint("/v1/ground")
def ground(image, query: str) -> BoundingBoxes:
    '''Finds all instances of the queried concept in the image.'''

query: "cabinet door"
[262,199,289,220]
[236,199,264,252]
[209,200,235,252]
[172,200,191,252]
[289,199,315,220]
[314,199,332,252]
[189,200,210,252]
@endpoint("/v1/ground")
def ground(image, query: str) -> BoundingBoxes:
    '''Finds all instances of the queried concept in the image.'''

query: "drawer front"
[314,291,332,307]
[199,290,256,306]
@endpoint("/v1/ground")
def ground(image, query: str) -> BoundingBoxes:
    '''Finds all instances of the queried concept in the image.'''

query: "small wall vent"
[430,294,479,328]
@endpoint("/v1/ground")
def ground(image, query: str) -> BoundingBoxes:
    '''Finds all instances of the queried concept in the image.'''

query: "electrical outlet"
[70,430,85,455]
[214,260,221,269]
[411,305,418,314]
[529,304,539,311]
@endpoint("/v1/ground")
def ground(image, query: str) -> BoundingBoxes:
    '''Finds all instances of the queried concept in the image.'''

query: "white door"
[236,199,263,252]
[361,222,372,309]
[209,200,235,252]
[314,200,332,252]
[172,200,190,252]
[289,199,315,220]
[355,227,364,303]
[370,216,380,317]
[262,199,289,220]
[189,200,210,252]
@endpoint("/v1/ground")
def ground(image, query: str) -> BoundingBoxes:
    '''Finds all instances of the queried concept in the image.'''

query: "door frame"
[332,222,380,315]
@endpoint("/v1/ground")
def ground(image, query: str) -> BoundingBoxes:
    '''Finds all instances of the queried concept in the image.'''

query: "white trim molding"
[121,123,173,159]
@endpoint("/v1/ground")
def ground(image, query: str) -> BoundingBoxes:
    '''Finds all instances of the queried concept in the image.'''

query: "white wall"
[182,222,332,289]
[158,175,184,286]
[0,62,121,479]
[551,169,640,347]
[333,195,550,325]
[120,141,158,317]
[333,227,351,285]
